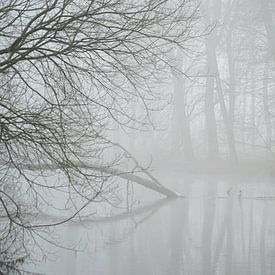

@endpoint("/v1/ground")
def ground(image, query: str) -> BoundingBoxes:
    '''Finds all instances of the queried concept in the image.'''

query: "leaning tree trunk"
[17,161,181,198]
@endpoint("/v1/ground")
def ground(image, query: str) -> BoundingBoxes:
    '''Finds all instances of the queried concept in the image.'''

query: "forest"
[0,0,274,274]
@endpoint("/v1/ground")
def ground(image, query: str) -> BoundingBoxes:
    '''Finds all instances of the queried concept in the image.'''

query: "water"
[24,171,275,275]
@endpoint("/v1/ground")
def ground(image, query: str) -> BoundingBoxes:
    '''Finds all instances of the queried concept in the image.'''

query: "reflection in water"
[24,173,275,275]
[202,179,217,275]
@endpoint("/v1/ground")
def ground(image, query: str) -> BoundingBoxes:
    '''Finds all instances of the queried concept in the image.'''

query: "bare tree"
[0,0,198,264]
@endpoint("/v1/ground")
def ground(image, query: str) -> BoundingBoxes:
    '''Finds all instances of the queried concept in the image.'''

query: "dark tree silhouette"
[0,0,198,265]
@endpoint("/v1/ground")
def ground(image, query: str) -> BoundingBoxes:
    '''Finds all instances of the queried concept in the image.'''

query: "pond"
[24,170,275,275]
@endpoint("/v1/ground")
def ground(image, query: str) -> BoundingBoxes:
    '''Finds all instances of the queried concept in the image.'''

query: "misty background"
[115,0,275,170]
[0,0,275,274]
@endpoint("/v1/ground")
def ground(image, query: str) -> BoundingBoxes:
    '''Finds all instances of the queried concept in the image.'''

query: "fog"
[0,0,275,274]
[24,173,275,275]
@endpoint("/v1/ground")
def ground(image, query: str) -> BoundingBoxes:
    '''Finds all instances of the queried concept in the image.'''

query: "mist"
[0,0,275,274]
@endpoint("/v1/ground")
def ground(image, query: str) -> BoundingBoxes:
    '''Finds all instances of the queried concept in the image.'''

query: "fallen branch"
[19,162,181,198]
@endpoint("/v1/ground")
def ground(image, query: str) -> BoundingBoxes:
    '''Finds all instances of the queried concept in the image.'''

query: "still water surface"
[25,171,275,275]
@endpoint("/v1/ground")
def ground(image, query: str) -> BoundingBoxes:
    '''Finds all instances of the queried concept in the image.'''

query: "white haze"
[0,0,275,274]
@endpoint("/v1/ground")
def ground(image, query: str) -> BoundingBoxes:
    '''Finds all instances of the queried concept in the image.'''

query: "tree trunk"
[250,69,256,149]
[215,74,238,163]
[261,0,275,63]
[18,161,181,198]
[263,62,272,149]
[172,49,195,161]
[203,0,220,161]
